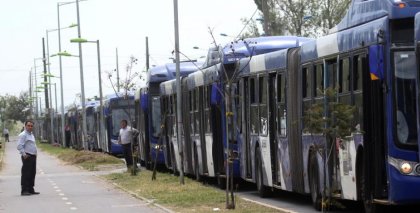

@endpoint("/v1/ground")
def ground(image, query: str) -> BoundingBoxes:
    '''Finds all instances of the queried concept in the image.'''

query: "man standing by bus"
[17,120,39,196]
[118,119,139,172]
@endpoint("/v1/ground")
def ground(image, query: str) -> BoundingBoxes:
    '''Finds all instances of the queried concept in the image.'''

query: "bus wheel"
[309,152,322,211]
[256,147,271,197]
[194,147,201,181]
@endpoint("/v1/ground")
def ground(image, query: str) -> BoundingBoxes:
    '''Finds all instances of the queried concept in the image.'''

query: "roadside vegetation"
[37,142,124,171]
[105,171,282,213]
[38,142,285,212]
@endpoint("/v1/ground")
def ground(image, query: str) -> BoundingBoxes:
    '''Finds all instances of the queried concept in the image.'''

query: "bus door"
[364,45,386,200]
[275,72,286,187]
[268,73,279,185]
[240,78,252,179]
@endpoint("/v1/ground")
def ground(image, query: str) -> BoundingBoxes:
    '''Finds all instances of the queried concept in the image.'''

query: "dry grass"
[105,171,285,213]
[38,142,124,171]
[38,142,285,212]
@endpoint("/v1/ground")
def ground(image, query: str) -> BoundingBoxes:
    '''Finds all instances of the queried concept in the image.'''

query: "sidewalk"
[0,136,166,213]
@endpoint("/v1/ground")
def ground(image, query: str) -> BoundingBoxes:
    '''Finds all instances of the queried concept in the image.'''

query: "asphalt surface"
[0,136,167,213]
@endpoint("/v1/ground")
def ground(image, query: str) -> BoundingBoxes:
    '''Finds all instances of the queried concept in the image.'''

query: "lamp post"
[173,0,185,184]
[47,24,77,146]
[70,38,104,151]
[73,0,89,150]
[57,0,87,148]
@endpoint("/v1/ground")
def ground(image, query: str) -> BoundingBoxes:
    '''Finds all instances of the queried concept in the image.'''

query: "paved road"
[0,136,167,213]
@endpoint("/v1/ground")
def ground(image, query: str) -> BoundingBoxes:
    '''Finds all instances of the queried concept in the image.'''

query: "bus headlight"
[389,156,419,176]
[400,162,412,174]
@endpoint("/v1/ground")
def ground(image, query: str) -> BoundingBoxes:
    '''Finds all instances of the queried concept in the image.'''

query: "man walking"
[118,119,139,172]
[17,120,40,196]
[3,127,9,142]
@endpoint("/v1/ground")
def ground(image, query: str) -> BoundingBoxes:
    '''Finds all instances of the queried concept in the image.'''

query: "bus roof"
[236,48,289,76]
[331,0,420,33]
[221,36,312,64]
[147,61,204,83]
[104,91,135,102]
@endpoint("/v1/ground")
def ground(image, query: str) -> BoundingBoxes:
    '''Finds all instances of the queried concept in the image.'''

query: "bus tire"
[309,151,322,211]
[256,147,271,197]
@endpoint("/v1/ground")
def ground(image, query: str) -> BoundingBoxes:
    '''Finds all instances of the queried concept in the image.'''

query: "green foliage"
[303,87,356,139]
[251,0,351,37]
[0,92,31,130]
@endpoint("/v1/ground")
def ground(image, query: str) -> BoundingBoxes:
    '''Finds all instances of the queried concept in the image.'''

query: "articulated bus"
[135,61,203,169]
[101,92,135,155]
[160,36,312,187]
[234,0,420,212]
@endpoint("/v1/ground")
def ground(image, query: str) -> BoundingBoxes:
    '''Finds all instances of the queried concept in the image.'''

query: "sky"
[0,0,259,108]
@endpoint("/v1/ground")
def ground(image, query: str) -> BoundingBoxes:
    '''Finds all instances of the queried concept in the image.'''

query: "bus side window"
[339,57,351,105]
[259,76,268,135]
[277,73,286,136]
[250,78,258,134]
[353,54,365,132]
[302,66,312,133]
[315,63,324,97]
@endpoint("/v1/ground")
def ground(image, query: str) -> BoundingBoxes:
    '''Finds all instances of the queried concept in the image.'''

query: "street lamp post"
[47,24,77,146]
[70,38,104,153]
[56,0,87,148]
[74,0,88,150]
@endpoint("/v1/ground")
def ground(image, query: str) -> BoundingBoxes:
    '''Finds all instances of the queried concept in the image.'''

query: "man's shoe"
[21,191,31,196]
[29,191,40,195]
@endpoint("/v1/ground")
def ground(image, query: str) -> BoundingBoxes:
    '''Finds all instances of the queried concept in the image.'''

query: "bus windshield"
[393,51,418,146]
[111,107,135,136]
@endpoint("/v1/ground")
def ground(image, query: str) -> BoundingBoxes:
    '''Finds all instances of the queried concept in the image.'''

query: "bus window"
[315,63,324,97]
[302,66,312,133]
[393,51,417,145]
[151,96,161,137]
[277,73,286,136]
[250,78,258,134]
[353,54,365,132]
[259,76,268,135]
[339,58,351,105]
[339,58,351,94]
[326,59,338,89]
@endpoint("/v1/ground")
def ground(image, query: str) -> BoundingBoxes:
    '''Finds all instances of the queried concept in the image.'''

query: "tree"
[2,92,31,123]
[239,17,261,38]
[251,0,351,37]
[303,87,356,210]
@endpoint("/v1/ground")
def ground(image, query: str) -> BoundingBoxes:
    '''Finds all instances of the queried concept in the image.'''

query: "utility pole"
[43,38,54,144]
[146,37,149,71]
[173,0,185,184]
[116,48,120,92]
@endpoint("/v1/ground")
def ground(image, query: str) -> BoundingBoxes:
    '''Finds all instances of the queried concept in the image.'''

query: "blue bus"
[135,61,203,169]
[102,92,135,155]
[160,36,311,187]
[234,0,420,212]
